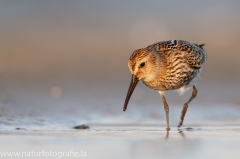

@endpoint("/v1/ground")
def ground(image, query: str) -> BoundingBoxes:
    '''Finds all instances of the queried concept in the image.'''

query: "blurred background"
[0,0,240,127]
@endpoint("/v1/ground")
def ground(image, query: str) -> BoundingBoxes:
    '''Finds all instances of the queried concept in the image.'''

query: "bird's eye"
[140,62,145,67]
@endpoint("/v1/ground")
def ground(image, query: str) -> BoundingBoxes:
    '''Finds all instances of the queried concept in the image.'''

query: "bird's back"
[146,40,207,68]
[144,40,207,92]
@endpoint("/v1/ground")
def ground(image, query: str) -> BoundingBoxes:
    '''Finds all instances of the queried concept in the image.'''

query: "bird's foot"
[177,126,182,131]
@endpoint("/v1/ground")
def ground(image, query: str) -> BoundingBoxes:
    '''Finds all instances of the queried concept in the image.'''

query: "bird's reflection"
[164,129,186,139]
[165,130,169,139]
[178,130,185,138]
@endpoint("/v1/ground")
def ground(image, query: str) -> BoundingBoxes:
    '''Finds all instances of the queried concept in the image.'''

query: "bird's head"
[128,48,160,82]
[123,48,160,111]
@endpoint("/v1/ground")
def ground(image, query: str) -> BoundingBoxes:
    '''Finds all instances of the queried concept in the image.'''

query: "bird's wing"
[146,40,207,69]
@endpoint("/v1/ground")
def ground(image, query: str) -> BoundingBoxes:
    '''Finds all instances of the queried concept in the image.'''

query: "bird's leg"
[159,91,170,131]
[178,85,198,127]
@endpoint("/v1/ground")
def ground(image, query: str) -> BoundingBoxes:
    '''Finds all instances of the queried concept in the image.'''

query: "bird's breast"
[142,78,168,91]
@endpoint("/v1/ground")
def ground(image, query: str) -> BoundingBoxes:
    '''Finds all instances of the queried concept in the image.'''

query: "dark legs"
[178,85,198,127]
[159,91,170,130]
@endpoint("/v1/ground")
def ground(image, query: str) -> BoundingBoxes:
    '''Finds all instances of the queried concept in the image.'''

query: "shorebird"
[123,40,207,130]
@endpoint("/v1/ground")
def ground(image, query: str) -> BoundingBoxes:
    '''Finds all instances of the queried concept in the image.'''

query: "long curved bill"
[123,75,139,111]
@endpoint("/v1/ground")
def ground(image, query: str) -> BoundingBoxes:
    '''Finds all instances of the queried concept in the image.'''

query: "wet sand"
[1,124,240,159]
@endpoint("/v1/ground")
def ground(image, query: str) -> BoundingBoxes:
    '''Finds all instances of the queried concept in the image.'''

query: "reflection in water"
[165,130,169,139]
[127,128,206,159]
[178,130,185,138]
[165,130,186,139]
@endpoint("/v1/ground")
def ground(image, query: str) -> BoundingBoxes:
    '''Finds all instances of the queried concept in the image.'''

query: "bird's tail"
[195,44,205,49]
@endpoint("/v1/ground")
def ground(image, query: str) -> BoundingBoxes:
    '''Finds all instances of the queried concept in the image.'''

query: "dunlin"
[123,40,207,130]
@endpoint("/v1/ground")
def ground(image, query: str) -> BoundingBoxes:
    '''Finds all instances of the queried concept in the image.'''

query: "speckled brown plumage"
[124,40,207,130]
